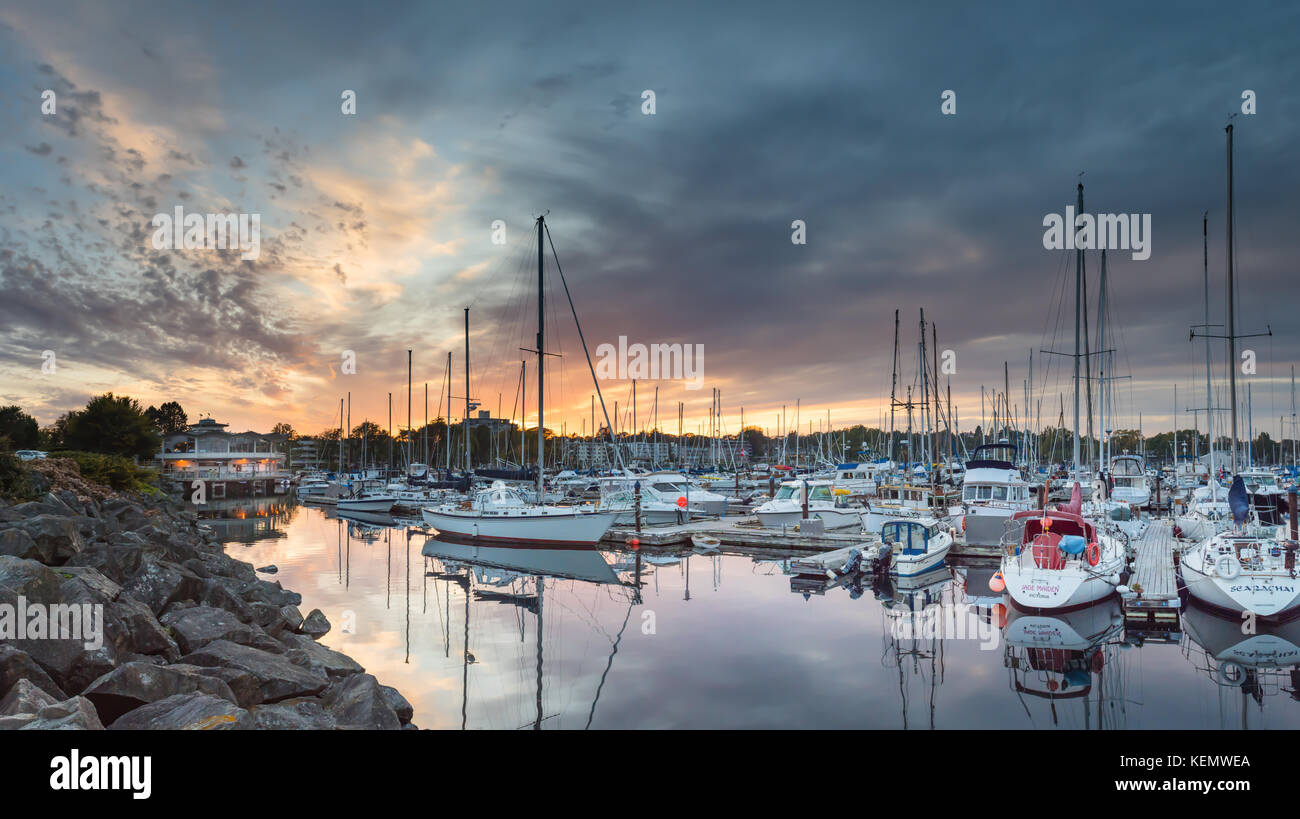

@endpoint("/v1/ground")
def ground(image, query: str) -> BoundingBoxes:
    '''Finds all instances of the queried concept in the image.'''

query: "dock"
[1120,519,1182,640]
[602,513,1001,560]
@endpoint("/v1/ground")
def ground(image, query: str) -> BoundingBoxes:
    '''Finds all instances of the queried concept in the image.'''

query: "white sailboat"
[1180,124,1299,621]
[419,215,617,546]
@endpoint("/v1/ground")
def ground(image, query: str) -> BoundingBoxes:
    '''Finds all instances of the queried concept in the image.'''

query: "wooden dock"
[602,514,1002,559]
[1121,519,1182,639]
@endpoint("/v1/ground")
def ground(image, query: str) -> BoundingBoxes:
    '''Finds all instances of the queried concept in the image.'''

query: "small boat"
[754,480,861,529]
[876,517,952,577]
[337,487,397,514]
[691,535,721,552]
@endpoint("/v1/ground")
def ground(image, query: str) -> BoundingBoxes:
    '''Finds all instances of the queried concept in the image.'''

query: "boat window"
[964,486,977,501]
[991,486,1008,501]
[978,486,992,500]
[774,486,796,500]
[810,486,832,501]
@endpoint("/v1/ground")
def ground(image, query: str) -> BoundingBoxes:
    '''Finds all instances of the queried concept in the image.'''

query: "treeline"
[0,394,180,459]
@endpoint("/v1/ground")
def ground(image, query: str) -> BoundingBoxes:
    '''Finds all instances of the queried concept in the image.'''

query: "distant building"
[156,418,288,499]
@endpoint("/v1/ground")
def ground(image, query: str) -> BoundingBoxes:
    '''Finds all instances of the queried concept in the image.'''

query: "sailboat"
[1180,125,1298,619]
[998,182,1126,611]
[421,216,618,546]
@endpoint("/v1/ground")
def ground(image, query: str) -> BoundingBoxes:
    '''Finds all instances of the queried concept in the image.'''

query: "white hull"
[892,541,950,577]
[337,497,396,513]
[421,506,617,546]
[1180,551,1300,618]
[756,506,860,530]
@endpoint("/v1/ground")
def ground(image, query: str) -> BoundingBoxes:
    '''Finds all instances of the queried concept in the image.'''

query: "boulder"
[248,698,338,729]
[180,640,329,702]
[160,605,275,654]
[281,633,364,679]
[379,685,414,725]
[121,559,203,615]
[322,674,401,730]
[8,514,83,565]
[0,645,68,701]
[82,661,237,725]
[299,608,331,639]
[109,693,250,730]
[109,596,180,660]
[192,666,263,708]
[0,678,58,716]
[0,528,50,563]
[6,696,105,730]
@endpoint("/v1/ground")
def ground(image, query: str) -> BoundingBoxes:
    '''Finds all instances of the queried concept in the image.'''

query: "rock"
[180,640,329,703]
[379,685,414,724]
[0,678,58,716]
[0,554,64,602]
[0,646,68,701]
[240,578,300,607]
[299,608,331,639]
[58,566,123,603]
[192,667,263,708]
[256,565,278,574]
[322,674,401,730]
[248,698,337,729]
[121,559,203,615]
[196,578,254,622]
[265,604,303,638]
[82,661,237,725]
[160,605,275,654]
[8,514,83,565]
[109,693,250,730]
[281,633,364,679]
[7,696,105,730]
[109,596,180,660]
[0,528,50,563]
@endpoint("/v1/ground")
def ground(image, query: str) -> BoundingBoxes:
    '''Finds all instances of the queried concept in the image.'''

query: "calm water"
[203,497,1300,730]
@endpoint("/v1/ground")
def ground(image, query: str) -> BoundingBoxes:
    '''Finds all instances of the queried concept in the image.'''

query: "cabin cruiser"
[874,517,953,576]
[754,480,861,529]
[421,480,617,546]
[640,471,730,516]
[950,443,1034,547]
[860,481,957,534]
[337,483,397,514]
[1174,484,1232,542]
[296,477,331,500]
[832,461,894,498]
[1241,467,1287,525]
[595,477,707,525]
[997,494,1125,611]
[1180,477,1300,620]
[1105,454,1151,509]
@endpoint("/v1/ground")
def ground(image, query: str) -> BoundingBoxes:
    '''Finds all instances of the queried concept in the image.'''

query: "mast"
[407,350,413,468]
[536,216,545,501]
[1072,182,1084,480]
[1098,249,1107,467]
[889,309,899,463]
[446,352,452,475]
[1203,212,1216,499]
[1226,124,1238,476]
[464,308,471,473]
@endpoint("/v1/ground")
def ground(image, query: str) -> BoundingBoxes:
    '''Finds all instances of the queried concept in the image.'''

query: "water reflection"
[212,501,1300,729]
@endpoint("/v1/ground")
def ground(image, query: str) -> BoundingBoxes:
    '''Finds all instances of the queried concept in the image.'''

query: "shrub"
[46,451,160,494]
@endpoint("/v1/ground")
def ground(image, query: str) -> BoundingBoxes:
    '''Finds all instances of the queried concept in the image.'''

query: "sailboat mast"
[1203,212,1216,499]
[537,216,545,501]
[464,308,471,473]
[1226,123,1238,476]
[1099,249,1107,467]
[1073,182,1084,480]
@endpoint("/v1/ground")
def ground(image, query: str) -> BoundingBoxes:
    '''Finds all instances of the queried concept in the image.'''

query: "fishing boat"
[418,215,618,547]
[753,479,861,529]
[950,442,1034,546]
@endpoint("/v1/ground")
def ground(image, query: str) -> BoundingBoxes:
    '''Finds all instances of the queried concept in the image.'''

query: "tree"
[0,406,40,451]
[145,401,189,435]
[63,394,161,459]
[271,422,296,438]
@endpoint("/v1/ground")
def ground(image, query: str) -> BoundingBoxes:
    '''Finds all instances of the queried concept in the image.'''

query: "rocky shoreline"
[0,459,415,730]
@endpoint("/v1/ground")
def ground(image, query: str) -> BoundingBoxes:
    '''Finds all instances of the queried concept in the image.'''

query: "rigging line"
[544,222,625,469]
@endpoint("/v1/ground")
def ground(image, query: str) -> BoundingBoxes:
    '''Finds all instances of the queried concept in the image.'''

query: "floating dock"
[1120,520,1182,640]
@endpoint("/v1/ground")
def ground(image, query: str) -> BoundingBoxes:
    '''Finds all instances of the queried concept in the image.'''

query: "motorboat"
[874,517,953,576]
[754,479,861,529]
[950,443,1034,546]
[422,480,617,546]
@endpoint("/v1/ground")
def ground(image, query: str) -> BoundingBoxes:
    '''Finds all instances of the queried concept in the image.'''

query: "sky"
[1,0,1297,444]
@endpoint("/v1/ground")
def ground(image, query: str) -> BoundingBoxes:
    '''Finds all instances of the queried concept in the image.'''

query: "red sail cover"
[1058,482,1083,516]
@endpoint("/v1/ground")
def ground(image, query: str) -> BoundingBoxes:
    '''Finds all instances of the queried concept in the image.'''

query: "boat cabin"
[881,518,944,554]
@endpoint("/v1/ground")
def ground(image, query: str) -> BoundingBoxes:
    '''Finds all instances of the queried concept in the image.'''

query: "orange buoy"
[992,602,1007,628]
[676,496,688,508]
[988,571,1006,593]
[1086,541,1100,566]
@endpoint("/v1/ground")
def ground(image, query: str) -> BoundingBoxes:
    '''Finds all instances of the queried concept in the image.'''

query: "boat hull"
[337,498,396,513]
[1180,554,1300,620]
[420,507,617,546]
